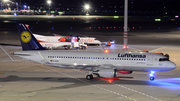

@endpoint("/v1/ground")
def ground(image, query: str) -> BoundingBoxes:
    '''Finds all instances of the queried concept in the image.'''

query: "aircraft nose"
[168,62,176,70]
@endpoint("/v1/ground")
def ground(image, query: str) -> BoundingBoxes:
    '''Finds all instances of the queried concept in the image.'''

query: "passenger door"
[147,55,153,66]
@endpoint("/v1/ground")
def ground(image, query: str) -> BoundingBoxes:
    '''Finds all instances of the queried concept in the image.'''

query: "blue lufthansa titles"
[118,53,146,58]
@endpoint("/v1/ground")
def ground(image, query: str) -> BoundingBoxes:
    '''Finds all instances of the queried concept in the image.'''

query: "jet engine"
[93,68,117,78]
[117,71,133,74]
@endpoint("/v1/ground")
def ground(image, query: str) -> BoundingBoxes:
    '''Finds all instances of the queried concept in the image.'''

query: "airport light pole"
[16,2,18,10]
[3,0,9,9]
[47,0,51,15]
[7,3,9,9]
[84,4,89,15]
[123,0,128,52]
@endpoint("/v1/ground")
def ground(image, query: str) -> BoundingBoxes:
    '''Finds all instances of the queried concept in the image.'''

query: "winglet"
[16,23,45,50]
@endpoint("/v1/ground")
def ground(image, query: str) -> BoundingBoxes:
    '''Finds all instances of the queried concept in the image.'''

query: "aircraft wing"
[40,42,71,48]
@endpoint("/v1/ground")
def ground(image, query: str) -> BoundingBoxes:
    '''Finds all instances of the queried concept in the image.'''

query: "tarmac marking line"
[74,69,162,101]
[0,45,14,61]
[16,61,138,101]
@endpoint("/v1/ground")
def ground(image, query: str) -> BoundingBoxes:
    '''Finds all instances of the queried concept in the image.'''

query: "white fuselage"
[33,34,101,45]
[33,34,60,42]
[14,50,176,72]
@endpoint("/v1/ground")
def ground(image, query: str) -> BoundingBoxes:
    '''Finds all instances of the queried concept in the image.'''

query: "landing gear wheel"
[83,46,87,49]
[64,47,68,50]
[86,75,93,80]
[150,77,154,81]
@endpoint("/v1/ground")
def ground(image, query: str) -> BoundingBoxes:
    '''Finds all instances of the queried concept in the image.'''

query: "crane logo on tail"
[21,31,31,43]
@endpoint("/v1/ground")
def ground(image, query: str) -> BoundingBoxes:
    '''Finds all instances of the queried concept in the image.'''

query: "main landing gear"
[149,71,155,81]
[86,75,93,80]
[86,71,93,80]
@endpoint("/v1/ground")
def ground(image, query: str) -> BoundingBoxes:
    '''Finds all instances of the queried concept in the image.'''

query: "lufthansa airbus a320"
[14,23,176,81]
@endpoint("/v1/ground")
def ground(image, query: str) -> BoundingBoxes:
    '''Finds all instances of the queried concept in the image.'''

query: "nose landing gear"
[150,71,155,81]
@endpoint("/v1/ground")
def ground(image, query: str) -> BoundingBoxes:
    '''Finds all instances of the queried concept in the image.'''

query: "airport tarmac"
[0,15,180,101]
[0,44,180,101]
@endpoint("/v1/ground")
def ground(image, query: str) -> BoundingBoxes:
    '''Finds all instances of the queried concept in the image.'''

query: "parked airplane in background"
[34,33,102,45]
[33,33,114,49]
[25,24,113,49]
[33,34,87,49]
[14,23,176,81]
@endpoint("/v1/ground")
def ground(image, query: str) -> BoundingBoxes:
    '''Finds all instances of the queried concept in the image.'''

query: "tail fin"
[16,23,45,50]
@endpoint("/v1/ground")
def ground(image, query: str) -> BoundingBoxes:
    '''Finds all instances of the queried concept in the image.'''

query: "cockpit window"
[159,58,169,61]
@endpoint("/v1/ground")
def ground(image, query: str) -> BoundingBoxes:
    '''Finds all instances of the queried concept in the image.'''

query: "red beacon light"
[104,49,109,53]
[123,45,129,49]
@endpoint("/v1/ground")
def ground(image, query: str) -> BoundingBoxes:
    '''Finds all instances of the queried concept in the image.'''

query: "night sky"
[1,0,180,16]
[6,0,180,11]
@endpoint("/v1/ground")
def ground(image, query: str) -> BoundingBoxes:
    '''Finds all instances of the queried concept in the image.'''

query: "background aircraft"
[26,24,113,49]
[33,34,87,49]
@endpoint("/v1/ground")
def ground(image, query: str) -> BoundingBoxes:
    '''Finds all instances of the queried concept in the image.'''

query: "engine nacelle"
[117,71,133,74]
[93,68,117,78]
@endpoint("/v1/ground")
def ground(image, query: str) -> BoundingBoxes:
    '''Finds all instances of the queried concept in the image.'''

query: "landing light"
[151,71,155,74]
[150,74,153,77]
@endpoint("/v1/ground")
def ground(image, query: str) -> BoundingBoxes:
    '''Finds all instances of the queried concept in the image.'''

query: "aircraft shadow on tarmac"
[0,43,21,46]
[1,75,179,91]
